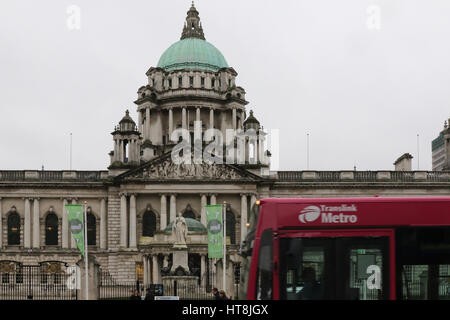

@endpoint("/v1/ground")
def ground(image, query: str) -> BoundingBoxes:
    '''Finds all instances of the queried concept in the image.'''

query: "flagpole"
[222,201,226,293]
[84,201,89,300]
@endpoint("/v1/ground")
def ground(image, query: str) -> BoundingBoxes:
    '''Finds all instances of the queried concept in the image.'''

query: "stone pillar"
[129,194,137,249]
[168,107,173,140]
[232,107,237,130]
[145,107,151,141]
[143,256,148,286]
[119,140,124,163]
[169,194,177,223]
[0,198,2,248]
[62,198,68,249]
[209,108,214,129]
[160,194,167,230]
[32,198,40,249]
[152,255,159,284]
[120,194,128,248]
[201,254,206,288]
[210,194,217,205]
[100,198,107,250]
[70,199,77,249]
[196,107,201,123]
[240,194,248,242]
[250,194,257,210]
[138,111,142,134]
[200,194,207,226]
[24,198,31,248]
[182,107,187,131]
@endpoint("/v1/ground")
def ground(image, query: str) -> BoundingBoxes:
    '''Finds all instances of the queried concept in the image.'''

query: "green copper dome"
[164,218,207,233]
[157,38,228,72]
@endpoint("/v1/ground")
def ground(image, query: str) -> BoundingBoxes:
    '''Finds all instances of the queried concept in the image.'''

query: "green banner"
[206,205,223,259]
[65,204,85,257]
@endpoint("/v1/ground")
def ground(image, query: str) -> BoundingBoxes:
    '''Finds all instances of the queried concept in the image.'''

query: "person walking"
[144,288,155,300]
[212,288,220,300]
[218,290,229,300]
[130,289,141,300]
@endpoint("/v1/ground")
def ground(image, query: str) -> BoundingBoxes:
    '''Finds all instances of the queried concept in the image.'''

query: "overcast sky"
[0,0,449,171]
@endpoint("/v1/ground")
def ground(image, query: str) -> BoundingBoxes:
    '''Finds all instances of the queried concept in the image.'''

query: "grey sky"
[0,0,449,171]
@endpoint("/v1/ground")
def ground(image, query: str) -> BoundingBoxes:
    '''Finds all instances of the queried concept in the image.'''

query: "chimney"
[394,153,413,171]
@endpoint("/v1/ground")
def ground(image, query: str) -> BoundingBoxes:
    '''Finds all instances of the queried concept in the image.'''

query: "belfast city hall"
[0,4,449,299]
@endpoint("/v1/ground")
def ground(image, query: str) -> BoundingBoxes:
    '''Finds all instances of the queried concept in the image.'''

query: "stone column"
[200,194,207,226]
[201,254,206,288]
[182,107,187,131]
[62,198,68,249]
[232,107,237,130]
[168,107,173,140]
[209,108,214,129]
[120,193,128,248]
[129,194,137,249]
[250,194,257,210]
[152,255,159,284]
[24,198,31,248]
[169,194,177,223]
[196,107,201,123]
[240,194,248,242]
[210,194,217,205]
[160,194,167,231]
[32,198,40,249]
[0,198,2,248]
[138,110,142,134]
[70,199,77,249]
[145,107,151,141]
[119,140,124,163]
[143,256,148,286]
[100,198,107,250]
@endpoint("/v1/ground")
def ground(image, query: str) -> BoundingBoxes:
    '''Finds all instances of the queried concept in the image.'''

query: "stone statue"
[172,212,188,245]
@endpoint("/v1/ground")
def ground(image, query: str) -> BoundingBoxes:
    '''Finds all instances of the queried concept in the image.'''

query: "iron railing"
[0,264,77,300]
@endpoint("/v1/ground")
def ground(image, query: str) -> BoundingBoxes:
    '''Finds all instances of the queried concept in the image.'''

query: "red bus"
[239,197,450,300]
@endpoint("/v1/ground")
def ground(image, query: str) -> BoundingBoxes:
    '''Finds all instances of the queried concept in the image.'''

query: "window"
[87,213,96,246]
[45,213,59,246]
[279,236,389,300]
[143,210,156,237]
[178,76,183,87]
[226,209,236,245]
[201,77,205,87]
[168,78,172,88]
[256,229,273,300]
[8,211,20,245]
[211,78,215,88]
[397,227,450,300]
[189,76,194,87]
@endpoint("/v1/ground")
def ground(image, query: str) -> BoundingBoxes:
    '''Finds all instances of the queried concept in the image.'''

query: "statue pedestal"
[171,245,189,275]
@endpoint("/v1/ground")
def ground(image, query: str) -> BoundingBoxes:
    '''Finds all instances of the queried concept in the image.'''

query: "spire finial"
[181,2,205,40]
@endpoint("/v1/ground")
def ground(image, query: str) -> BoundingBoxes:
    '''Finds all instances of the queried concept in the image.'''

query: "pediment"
[116,153,261,182]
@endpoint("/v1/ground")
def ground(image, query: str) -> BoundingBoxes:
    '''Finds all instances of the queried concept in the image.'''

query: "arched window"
[142,210,156,237]
[226,209,236,245]
[45,213,58,246]
[7,211,20,245]
[87,213,96,246]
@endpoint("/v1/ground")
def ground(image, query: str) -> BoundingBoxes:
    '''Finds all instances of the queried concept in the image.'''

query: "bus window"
[256,229,273,300]
[279,236,389,300]
[397,227,450,300]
